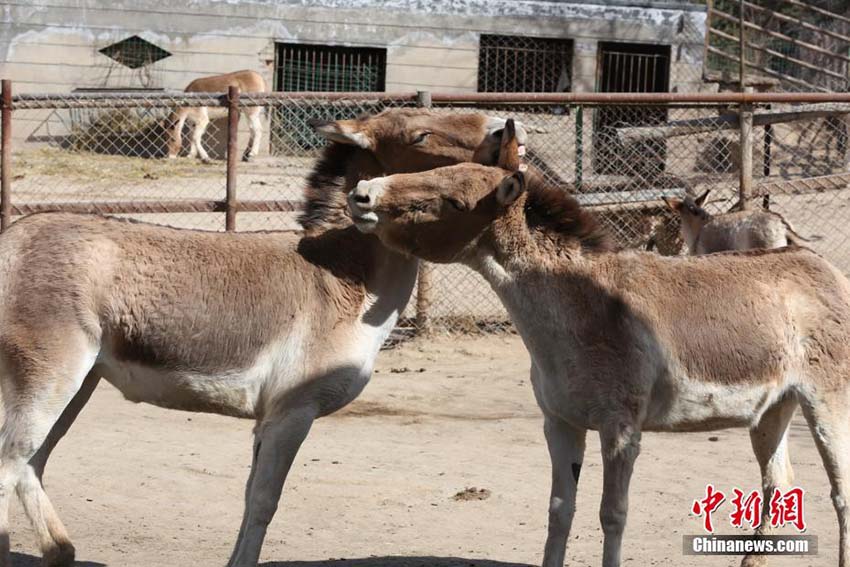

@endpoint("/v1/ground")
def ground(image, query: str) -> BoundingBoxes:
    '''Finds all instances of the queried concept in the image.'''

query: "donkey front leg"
[226,406,315,567]
[242,109,262,162]
[542,417,587,567]
[598,426,641,567]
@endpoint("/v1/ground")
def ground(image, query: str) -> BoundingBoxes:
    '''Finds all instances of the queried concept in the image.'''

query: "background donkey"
[0,108,523,567]
[166,69,267,163]
[348,121,850,567]
[662,189,809,255]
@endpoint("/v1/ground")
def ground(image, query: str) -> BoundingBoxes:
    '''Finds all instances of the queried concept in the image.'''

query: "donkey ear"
[695,189,711,207]
[662,196,683,212]
[497,118,521,171]
[308,119,372,149]
[496,171,527,206]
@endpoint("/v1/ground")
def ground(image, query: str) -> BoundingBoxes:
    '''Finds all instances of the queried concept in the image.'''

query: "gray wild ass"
[663,189,809,255]
[348,121,850,567]
[0,108,524,567]
[167,70,267,163]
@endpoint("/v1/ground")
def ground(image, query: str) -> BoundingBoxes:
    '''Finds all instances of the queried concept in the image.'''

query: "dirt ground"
[7,335,836,567]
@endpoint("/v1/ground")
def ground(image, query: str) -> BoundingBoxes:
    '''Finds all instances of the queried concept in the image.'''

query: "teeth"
[354,212,378,223]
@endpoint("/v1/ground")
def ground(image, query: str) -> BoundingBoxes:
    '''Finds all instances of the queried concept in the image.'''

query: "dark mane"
[523,174,616,253]
[298,143,361,232]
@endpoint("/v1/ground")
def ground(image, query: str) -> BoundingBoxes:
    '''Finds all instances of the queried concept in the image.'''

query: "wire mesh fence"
[5,87,850,335]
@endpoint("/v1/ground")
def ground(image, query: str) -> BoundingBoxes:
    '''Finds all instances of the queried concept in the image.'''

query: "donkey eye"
[446,197,467,212]
[412,131,432,145]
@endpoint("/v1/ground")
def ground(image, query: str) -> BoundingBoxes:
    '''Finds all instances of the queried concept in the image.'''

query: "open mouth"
[351,211,378,232]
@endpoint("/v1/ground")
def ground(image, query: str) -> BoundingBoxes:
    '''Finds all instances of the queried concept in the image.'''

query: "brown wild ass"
[166,70,267,163]
[663,189,809,255]
[348,121,850,567]
[0,108,524,567]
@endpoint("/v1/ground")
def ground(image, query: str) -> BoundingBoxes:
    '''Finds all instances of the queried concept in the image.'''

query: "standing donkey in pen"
[660,188,813,559]
[348,121,850,567]
[0,108,524,567]
[166,70,267,163]
[663,189,810,255]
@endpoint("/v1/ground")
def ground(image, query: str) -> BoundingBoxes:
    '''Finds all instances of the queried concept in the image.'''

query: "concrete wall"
[2,1,706,147]
[3,0,706,94]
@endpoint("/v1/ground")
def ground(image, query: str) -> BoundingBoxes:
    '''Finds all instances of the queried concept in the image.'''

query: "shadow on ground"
[11,552,105,566]
[264,558,535,567]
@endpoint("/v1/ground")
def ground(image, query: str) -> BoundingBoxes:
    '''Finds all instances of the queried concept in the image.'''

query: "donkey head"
[662,189,711,252]
[301,109,529,231]
[310,108,526,173]
[346,120,528,262]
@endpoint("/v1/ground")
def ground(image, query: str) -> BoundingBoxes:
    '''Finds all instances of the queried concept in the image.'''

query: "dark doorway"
[593,42,671,179]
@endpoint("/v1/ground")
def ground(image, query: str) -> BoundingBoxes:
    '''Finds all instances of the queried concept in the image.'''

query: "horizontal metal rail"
[12,90,850,109]
[11,200,301,217]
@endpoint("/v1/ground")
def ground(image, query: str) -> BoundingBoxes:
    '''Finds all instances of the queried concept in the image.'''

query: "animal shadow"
[11,552,105,566]
[264,557,535,567]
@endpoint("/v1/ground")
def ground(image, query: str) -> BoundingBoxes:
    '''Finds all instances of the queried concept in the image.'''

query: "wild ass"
[0,108,524,567]
[166,70,267,163]
[348,121,850,567]
[662,189,809,255]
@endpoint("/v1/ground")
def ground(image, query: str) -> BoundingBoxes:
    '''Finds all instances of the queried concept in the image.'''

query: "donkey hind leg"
[741,394,797,567]
[226,406,316,567]
[0,346,98,567]
[190,107,212,163]
[799,391,850,567]
[18,371,100,567]
[542,417,587,567]
[242,109,262,162]
[168,112,188,159]
[599,425,641,567]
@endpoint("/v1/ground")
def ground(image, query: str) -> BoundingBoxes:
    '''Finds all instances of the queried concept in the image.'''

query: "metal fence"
[4,82,850,334]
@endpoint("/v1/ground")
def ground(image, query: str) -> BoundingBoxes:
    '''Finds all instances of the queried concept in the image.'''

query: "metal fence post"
[739,87,753,209]
[225,85,240,232]
[575,105,584,192]
[739,0,747,90]
[415,90,433,334]
[1,80,11,231]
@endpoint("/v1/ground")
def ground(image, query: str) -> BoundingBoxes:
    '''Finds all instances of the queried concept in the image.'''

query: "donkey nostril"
[354,194,371,204]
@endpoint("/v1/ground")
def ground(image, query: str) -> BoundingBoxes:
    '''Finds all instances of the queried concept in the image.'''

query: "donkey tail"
[777,215,812,245]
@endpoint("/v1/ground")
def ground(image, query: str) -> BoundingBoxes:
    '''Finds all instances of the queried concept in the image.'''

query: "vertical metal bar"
[1,80,11,231]
[763,104,773,177]
[739,86,753,210]
[704,0,714,73]
[225,85,239,231]
[739,0,747,91]
[414,89,433,335]
[575,104,584,191]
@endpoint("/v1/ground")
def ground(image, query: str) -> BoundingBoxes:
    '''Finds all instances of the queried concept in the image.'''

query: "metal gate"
[593,43,671,180]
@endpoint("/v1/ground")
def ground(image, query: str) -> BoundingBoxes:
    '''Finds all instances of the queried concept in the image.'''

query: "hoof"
[42,541,75,567]
[740,554,768,567]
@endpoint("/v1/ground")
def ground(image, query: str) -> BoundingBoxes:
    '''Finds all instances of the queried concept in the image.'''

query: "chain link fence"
[5,87,850,334]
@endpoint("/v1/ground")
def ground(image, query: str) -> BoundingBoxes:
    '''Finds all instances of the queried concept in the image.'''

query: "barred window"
[271,43,388,154]
[274,43,387,92]
[477,35,573,93]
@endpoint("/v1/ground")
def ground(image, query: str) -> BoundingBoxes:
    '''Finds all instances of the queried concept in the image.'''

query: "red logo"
[729,489,762,529]
[692,484,726,533]
[769,487,806,532]
[692,485,807,533]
